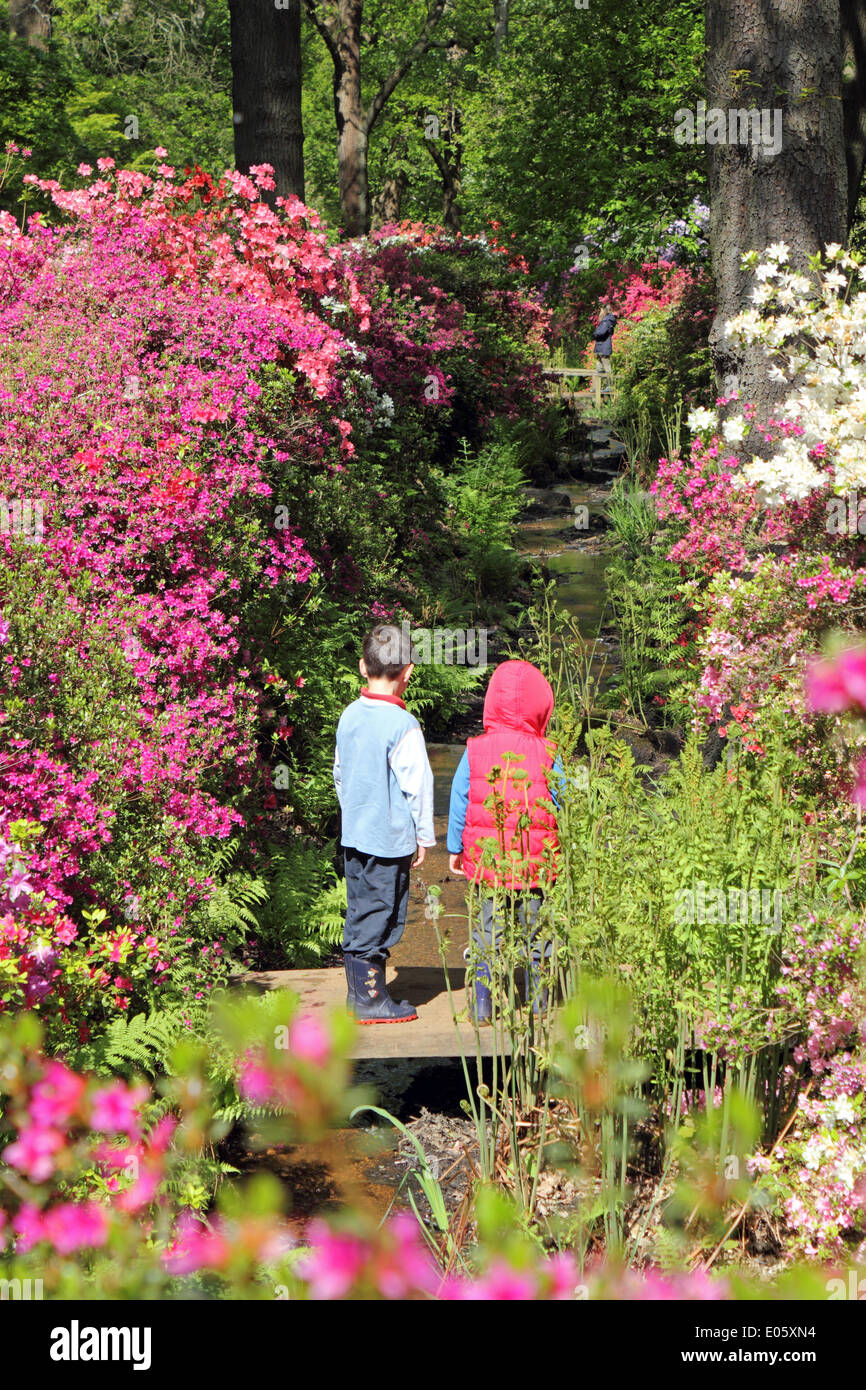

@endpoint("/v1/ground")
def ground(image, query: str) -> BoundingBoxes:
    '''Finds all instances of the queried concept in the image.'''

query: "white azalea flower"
[722,416,748,444]
[719,242,866,499]
[832,1094,856,1125]
[823,270,848,293]
[687,407,718,434]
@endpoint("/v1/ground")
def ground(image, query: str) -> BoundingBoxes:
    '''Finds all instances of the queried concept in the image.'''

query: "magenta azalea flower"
[89,1081,148,1136]
[4,1125,64,1182]
[288,1013,331,1066]
[42,1201,109,1254]
[29,1060,86,1128]
[806,646,866,714]
[297,1221,368,1299]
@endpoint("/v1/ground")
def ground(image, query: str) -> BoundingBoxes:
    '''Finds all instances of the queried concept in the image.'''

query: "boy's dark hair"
[362,624,417,679]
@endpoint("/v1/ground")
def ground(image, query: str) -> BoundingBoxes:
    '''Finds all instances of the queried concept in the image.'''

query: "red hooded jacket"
[462,660,559,889]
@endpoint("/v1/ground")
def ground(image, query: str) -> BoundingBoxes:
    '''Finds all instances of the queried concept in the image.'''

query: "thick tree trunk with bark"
[228,0,305,205]
[841,0,866,226]
[706,0,847,422]
[331,0,367,236]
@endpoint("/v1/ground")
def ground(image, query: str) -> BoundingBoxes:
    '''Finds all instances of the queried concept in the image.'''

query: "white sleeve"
[333,745,343,806]
[390,727,436,847]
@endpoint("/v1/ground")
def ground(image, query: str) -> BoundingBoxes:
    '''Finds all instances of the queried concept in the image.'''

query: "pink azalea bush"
[553,257,707,351]
[651,421,815,574]
[353,220,550,434]
[746,915,866,1260]
[649,401,866,792]
[0,155,550,1019]
[0,815,186,1047]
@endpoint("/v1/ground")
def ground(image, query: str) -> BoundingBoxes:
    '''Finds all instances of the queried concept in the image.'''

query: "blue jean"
[468,891,553,1008]
[472,891,546,956]
[341,848,412,961]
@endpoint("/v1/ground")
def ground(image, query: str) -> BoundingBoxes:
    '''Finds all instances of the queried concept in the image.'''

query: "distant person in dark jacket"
[592,304,617,391]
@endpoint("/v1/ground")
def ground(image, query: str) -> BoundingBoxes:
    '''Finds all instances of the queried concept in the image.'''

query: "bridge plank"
[232,965,511,1058]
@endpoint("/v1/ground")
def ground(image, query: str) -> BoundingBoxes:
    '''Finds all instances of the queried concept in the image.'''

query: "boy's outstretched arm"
[390,726,435,865]
[446,749,470,876]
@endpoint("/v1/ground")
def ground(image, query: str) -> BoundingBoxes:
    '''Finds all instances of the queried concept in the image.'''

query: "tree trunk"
[228,0,305,206]
[371,167,408,226]
[426,103,463,230]
[306,0,446,237]
[841,0,866,226]
[8,0,52,46]
[493,0,509,57]
[371,133,409,227]
[331,0,367,235]
[706,0,847,422]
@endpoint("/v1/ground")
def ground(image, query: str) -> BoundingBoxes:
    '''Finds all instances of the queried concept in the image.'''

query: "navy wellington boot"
[344,954,418,1024]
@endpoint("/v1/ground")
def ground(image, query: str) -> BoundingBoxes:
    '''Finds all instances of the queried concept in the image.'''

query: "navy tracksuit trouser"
[341,847,412,961]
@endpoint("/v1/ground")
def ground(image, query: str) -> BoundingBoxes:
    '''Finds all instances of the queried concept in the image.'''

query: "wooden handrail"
[544,364,611,410]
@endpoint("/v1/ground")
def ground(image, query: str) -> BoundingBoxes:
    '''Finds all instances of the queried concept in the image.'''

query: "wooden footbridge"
[545,364,613,413]
[234,965,510,1059]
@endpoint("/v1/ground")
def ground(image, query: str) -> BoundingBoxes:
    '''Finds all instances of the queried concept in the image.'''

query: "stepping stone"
[232,965,512,1059]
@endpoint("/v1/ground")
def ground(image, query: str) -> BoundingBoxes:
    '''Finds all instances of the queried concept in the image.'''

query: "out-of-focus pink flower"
[621,1267,728,1301]
[472,1260,537,1301]
[543,1251,580,1300]
[89,1081,149,1135]
[42,1201,109,1254]
[852,758,866,807]
[806,647,866,715]
[297,1221,367,1299]
[4,1125,64,1182]
[437,1274,479,1300]
[370,1212,439,1298]
[29,1060,86,1127]
[162,1213,231,1275]
[116,1166,161,1213]
[148,1115,178,1153]
[288,1013,331,1067]
[12,1203,45,1252]
[238,1056,274,1104]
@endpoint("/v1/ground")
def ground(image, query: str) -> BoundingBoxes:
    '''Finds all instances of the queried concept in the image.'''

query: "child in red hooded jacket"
[447,659,561,1022]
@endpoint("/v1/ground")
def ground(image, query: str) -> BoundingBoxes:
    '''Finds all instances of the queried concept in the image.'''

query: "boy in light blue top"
[334,624,435,1024]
